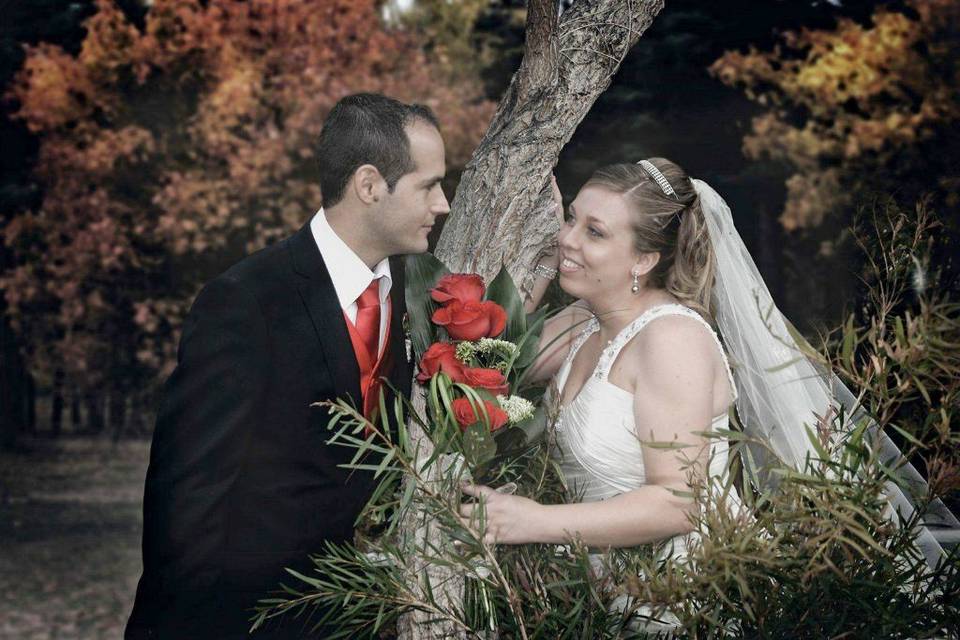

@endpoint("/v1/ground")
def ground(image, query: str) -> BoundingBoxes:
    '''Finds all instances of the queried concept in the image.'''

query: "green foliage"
[388,0,522,97]
[826,198,960,503]
[641,423,960,638]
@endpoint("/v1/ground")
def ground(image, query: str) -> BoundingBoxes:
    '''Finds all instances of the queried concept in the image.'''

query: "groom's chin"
[423,226,442,252]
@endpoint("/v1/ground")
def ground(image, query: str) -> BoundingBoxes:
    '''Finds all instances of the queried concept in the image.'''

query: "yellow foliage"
[711,0,960,230]
[11,44,98,132]
[79,0,141,83]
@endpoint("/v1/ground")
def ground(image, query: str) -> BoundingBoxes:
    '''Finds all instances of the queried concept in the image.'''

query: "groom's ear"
[633,252,660,276]
[352,164,387,205]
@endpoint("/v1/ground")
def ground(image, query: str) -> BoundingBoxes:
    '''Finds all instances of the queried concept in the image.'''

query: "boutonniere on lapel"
[402,311,412,363]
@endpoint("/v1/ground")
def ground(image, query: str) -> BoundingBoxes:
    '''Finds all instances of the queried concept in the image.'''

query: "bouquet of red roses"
[403,256,548,476]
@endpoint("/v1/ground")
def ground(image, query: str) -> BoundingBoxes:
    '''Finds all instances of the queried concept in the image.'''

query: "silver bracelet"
[533,263,558,280]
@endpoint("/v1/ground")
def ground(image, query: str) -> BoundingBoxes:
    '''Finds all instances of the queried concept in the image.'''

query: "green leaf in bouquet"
[462,421,498,468]
[508,306,549,380]
[492,425,528,454]
[514,309,596,388]
[423,374,459,469]
[480,428,540,480]
[512,405,548,444]
[404,253,450,361]
[485,264,526,341]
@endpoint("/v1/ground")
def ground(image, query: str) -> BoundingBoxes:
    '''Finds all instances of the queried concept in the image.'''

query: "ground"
[0,438,149,640]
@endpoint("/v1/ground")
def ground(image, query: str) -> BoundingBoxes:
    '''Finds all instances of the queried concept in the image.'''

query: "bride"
[461,158,736,551]
[459,156,945,570]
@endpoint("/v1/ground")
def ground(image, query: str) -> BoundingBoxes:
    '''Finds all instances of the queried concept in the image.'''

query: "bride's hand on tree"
[541,173,564,269]
[459,483,544,545]
[523,174,564,315]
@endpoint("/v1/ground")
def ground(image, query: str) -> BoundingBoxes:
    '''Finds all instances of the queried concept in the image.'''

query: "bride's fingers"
[460,483,494,499]
[456,505,497,546]
[459,502,489,527]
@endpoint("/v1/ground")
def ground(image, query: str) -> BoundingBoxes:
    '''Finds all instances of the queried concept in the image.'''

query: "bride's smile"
[558,257,582,272]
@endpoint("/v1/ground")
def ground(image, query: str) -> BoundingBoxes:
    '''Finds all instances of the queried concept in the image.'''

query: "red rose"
[451,397,509,432]
[463,367,509,396]
[431,273,485,306]
[431,300,507,341]
[416,342,467,384]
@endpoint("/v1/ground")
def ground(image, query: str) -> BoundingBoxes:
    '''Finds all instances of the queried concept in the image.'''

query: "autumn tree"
[710,0,960,233]
[1,0,494,431]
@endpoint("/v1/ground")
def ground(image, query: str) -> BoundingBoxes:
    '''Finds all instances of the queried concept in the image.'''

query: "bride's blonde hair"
[584,159,715,317]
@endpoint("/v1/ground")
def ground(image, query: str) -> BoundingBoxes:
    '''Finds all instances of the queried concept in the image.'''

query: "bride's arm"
[463,318,718,547]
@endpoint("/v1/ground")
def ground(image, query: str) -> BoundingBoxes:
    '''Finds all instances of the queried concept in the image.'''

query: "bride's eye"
[563,209,575,225]
[588,226,603,238]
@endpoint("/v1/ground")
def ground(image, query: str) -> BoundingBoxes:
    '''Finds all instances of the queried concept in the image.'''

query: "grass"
[0,437,150,640]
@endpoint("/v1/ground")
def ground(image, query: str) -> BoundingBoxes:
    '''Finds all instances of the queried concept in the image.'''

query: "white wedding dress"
[551,302,738,630]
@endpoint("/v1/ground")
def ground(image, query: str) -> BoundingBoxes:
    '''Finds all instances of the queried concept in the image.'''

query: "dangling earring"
[631,271,640,294]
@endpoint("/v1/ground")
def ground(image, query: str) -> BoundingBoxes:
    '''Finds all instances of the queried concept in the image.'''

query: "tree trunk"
[26,374,35,434]
[398,1,664,638]
[86,393,104,434]
[71,392,82,430]
[110,391,127,442]
[394,392,468,640]
[51,370,64,437]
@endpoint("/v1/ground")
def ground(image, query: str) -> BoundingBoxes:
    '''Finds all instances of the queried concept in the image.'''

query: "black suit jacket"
[126,223,412,639]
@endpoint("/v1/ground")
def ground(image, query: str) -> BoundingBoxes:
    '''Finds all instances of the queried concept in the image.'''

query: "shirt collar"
[310,208,392,309]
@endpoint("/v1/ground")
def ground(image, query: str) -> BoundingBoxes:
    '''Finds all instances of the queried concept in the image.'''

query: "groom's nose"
[432,190,450,217]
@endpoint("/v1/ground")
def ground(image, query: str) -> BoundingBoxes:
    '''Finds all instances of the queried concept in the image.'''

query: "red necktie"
[355,279,381,360]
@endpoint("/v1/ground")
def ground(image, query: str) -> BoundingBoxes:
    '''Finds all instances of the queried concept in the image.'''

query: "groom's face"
[378,121,450,255]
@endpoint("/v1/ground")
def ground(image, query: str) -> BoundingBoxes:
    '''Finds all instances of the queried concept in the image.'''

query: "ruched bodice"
[547,304,739,632]
[552,303,737,506]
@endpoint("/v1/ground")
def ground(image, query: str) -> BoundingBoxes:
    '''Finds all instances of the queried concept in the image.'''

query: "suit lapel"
[288,223,362,408]
[387,256,412,396]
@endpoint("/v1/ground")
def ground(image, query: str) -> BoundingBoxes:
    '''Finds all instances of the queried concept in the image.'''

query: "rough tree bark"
[397,1,665,638]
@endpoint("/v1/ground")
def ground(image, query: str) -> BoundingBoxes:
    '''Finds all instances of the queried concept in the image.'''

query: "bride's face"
[557,185,641,307]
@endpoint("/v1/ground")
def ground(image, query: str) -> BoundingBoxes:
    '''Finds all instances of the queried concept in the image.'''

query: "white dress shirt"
[310,208,392,355]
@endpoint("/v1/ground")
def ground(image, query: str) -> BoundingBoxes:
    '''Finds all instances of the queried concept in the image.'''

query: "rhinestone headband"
[637,160,678,200]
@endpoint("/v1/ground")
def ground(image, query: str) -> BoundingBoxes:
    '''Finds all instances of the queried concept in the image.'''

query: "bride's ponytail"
[668,193,715,316]
[584,159,716,317]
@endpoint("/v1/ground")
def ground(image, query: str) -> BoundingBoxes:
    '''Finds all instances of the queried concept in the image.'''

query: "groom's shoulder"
[218,231,296,286]
[194,232,299,314]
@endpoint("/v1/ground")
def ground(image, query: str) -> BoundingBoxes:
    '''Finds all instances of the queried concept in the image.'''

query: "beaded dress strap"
[562,316,599,366]
[596,304,738,400]
[555,316,599,387]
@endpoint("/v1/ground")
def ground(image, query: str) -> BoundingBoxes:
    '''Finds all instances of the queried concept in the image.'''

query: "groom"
[126,93,450,639]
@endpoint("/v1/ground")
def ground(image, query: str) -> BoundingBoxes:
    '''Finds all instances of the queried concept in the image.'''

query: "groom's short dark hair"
[316,93,439,207]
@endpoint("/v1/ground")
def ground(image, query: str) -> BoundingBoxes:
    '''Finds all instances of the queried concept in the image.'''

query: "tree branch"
[516,0,560,103]
[435,0,665,301]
